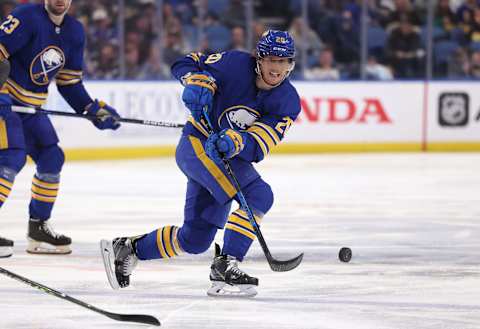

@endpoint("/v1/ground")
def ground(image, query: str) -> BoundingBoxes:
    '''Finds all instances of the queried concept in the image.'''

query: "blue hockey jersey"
[172,50,301,163]
[0,4,92,111]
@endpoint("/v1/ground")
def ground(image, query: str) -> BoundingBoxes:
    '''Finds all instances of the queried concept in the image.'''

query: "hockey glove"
[205,128,245,164]
[181,71,217,122]
[85,99,121,130]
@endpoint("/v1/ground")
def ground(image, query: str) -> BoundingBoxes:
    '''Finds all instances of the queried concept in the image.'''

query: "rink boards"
[42,81,480,160]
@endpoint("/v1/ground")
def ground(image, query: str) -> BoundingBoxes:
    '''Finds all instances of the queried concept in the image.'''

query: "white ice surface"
[1,154,480,329]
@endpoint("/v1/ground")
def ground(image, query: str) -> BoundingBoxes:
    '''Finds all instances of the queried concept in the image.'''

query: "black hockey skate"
[207,244,258,298]
[0,236,13,258]
[27,219,72,254]
[100,237,140,290]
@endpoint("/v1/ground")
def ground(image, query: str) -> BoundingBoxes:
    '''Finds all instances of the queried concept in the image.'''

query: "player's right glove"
[84,99,121,130]
[181,71,217,122]
[205,128,245,164]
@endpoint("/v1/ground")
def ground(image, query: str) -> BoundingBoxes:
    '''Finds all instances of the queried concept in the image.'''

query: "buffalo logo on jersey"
[218,105,260,131]
[30,46,65,85]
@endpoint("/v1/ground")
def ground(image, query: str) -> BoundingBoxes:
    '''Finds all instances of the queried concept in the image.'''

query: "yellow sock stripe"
[0,185,11,197]
[171,226,183,255]
[225,223,256,240]
[188,136,237,198]
[0,119,8,149]
[31,184,58,197]
[0,178,13,189]
[235,209,262,225]
[32,177,60,189]
[162,226,176,257]
[31,192,56,203]
[228,213,254,232]
[156,228,169,258]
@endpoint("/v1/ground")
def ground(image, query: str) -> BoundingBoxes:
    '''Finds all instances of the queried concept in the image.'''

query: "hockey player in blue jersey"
[0,0,121,258]
[101,30,300,297]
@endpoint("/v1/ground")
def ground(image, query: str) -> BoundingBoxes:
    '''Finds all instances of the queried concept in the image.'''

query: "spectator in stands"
[125,42,141,79]
[288,16,323,68]
[469,7,480,42]
[469,49,480,77]
[386,14,424,78]
[138,43,169,80]
[387,0,423,28]
[365,54,394,80]
[435,0,457,36]
[89,42,120,79]
[332,10,360,65]
[304,47,340,80]
[447,47,471,78]
[223,0,246,29]
[228,26,248,52]
[163,32,186,67]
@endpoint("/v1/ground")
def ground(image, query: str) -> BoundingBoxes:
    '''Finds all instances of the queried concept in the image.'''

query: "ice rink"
[1,153,479,329]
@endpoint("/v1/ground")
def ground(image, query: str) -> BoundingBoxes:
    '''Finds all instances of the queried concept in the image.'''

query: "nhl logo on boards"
[438,92,469,127]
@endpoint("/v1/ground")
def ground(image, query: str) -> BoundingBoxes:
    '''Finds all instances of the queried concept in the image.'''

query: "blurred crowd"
[2,0,480,80]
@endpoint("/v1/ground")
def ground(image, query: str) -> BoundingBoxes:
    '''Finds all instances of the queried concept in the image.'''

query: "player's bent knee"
[37,145,65,173]
[0,149,27,173]
[244,179,274,215]
[177,220,217,254]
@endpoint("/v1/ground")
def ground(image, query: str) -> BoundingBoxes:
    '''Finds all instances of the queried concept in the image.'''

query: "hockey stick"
[12,105,185,129]
[0,266,161,326]
[201,109,303,272]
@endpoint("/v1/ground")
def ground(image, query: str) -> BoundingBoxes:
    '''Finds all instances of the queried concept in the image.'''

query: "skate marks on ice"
[1,154,480,328]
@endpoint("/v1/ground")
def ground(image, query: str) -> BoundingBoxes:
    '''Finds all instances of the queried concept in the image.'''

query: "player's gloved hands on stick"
[205,128,245,164]
[181,71,217,122]
[84,99,121,130]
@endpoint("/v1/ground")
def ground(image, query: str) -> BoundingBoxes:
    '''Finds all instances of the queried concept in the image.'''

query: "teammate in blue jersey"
[101,30,300,297]
[0,0,121,258]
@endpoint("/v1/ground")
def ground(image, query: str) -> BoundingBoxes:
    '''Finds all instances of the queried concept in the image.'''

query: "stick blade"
[269,253,304,272]
[105,312,161,326]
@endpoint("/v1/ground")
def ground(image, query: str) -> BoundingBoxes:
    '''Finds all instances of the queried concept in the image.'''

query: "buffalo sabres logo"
[30,46,65,85]
[218,105,260,131]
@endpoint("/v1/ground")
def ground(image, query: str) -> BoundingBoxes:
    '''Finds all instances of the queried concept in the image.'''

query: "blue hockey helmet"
[256,30,295,59]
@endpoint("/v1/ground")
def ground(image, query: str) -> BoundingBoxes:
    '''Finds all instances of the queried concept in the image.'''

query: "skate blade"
[26,239,71,255]
[100,239,120,290]
[0,247,13,258]
[207,281,257,298]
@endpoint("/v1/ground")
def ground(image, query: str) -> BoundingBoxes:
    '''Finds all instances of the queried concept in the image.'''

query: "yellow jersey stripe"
[187,52,201,62]
[156,229,169,258]
[5,81,47,106]
[6,80,48,98]
[254,122,281,144]
[0,119,8,149]
[225,223,256,240]
[56,73,82,80]
[0,177,13,189]
[0,43,9,59]
[31,185,58,197]
[32,178,59,189]
[58,69,82,76]
[188,136,237,198]
[248,126,276,150]
[162,226,176,257]
[0,194,6,202]
[247,131,268,157]
[32,192,56,203]
[56,79,81,86]
[0,185,11,197]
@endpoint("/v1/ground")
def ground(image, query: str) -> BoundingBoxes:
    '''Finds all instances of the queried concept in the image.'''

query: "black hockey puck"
[339,247,352,262]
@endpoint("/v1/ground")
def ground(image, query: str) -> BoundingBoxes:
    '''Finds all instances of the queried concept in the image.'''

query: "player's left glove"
[205,128,245,164]
[85,99,121,130]
[181,71,217,122]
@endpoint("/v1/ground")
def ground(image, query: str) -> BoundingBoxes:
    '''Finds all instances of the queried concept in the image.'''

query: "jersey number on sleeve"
[0,15,20,34]
[275,116,294,136]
